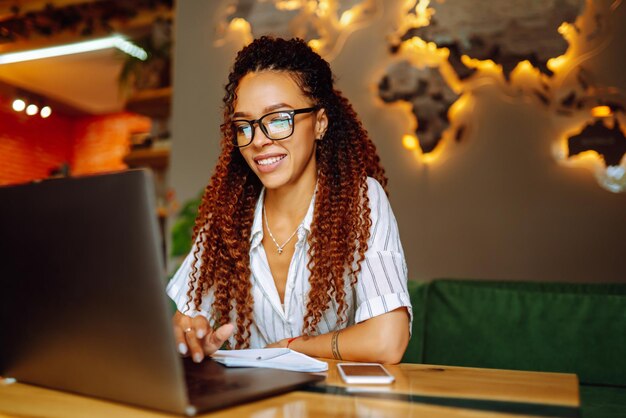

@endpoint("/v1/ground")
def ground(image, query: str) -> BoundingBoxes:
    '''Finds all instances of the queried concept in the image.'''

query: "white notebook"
[211,348,328,372]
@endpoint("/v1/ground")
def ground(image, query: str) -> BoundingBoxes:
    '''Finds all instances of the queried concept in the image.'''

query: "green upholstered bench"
[403,279,626,418]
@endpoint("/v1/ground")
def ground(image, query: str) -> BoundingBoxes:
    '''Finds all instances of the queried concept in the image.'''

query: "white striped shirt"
[166,177,412,348]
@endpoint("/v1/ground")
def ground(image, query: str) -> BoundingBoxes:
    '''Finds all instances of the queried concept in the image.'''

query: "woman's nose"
[251,122,272,146]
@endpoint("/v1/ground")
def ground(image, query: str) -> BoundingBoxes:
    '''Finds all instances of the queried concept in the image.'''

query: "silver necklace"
[263,178,318,255]
[263,205,301,255]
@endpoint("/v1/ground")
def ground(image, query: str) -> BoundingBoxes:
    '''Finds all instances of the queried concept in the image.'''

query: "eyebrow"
[232,102,294,119]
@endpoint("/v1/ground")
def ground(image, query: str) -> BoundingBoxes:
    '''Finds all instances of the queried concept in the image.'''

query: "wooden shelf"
[124,147,170,170]
[125,86,172,119]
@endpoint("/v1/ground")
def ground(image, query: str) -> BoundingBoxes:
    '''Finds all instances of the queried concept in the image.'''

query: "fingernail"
[196,329,206,339]
[178,343,188,355]
[193,353,203,363]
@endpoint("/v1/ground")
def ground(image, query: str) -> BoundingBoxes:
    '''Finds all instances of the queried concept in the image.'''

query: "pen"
[255,349,290,361]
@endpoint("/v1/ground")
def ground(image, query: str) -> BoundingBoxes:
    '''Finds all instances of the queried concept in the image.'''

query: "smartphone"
[337,363,395,384]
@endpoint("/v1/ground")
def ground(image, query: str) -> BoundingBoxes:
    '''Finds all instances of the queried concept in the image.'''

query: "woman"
[167,36,411,364]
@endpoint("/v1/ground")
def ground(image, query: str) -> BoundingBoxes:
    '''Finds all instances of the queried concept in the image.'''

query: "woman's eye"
[267,119,291,134]
[235,124,251,135]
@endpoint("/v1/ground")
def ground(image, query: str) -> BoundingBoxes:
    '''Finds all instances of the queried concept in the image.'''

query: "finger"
[173,325,188,356]
[203,323,235,354]
[185,326,205,363]
[172,312,190,356]
[192,315,209,340]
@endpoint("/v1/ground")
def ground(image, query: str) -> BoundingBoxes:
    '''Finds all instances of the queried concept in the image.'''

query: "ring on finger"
[184,327,193,333]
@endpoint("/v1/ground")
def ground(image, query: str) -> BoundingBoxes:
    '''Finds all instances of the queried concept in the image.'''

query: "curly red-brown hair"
[186,36,387,348]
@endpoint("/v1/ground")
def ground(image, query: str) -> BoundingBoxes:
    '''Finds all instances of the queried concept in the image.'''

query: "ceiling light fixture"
[25,104,39,116]
[40,106,52,118]
[12,99,26,112]
[0,35,148,65]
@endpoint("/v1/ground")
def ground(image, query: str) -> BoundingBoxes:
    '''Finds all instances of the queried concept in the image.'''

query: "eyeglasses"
[231,107,318,148]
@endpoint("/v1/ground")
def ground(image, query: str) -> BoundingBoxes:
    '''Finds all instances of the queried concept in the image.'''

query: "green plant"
[170,193,201,258]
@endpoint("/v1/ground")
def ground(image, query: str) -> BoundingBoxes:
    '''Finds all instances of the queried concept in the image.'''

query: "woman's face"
[233,70,327,191]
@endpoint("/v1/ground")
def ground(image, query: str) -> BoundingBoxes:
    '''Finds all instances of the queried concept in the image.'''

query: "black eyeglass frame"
[230,106,319,148]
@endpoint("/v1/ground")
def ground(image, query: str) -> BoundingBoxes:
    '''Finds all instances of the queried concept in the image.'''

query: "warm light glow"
[399,36,449,68]
[402,134,419,150]
[391,0,432,44]
[567,149,603,164]
[316,0,331,17]
[275,0,302,11]
[516,60,534,73]
[340,9,355,26]
[421,147,442,164]
[407,135,448,165]
[229,17,250,32]
[591,105,612,118]
[547,55,568,72]
[12,99,25,112]
[401,133,449,166]
[40,106,52,118]
[225,18,253,46]
[460,54,499,71]
[448,94,471,121]
[26,104,38,116]
[0,35,147,65]
[308,39,322,52]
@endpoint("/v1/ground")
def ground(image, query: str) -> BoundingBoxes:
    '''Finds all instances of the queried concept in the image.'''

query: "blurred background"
[1,0,624,282]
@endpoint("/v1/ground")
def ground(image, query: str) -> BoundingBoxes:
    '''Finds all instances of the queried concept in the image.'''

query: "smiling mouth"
[256,155,286,166]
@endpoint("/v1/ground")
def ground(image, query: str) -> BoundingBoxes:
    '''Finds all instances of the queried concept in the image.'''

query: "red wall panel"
[0,97,150,186]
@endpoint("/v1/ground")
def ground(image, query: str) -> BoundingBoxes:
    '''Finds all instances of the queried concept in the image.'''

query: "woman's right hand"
[172,311,234,363]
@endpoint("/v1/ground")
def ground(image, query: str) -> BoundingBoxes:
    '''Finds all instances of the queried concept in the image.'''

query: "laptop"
[0,169,324,416]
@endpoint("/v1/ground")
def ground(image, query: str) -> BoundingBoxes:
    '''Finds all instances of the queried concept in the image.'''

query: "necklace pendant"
[277,248,283,254]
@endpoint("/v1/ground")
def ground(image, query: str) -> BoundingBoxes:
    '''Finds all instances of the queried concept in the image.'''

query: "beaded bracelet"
[331,330,342,360]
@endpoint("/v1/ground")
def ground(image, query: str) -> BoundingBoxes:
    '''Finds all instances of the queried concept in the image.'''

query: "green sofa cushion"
[580,385,626,418]
[402,279,429,364]
[417,279,626,386]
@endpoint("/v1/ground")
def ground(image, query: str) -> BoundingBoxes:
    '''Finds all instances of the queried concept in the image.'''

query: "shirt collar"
[249,184,317,248]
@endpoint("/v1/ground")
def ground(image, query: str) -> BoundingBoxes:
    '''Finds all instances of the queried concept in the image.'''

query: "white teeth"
[257,155,285,166]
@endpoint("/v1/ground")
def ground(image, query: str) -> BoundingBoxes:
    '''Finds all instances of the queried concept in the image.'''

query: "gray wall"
[171,1,626,282]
